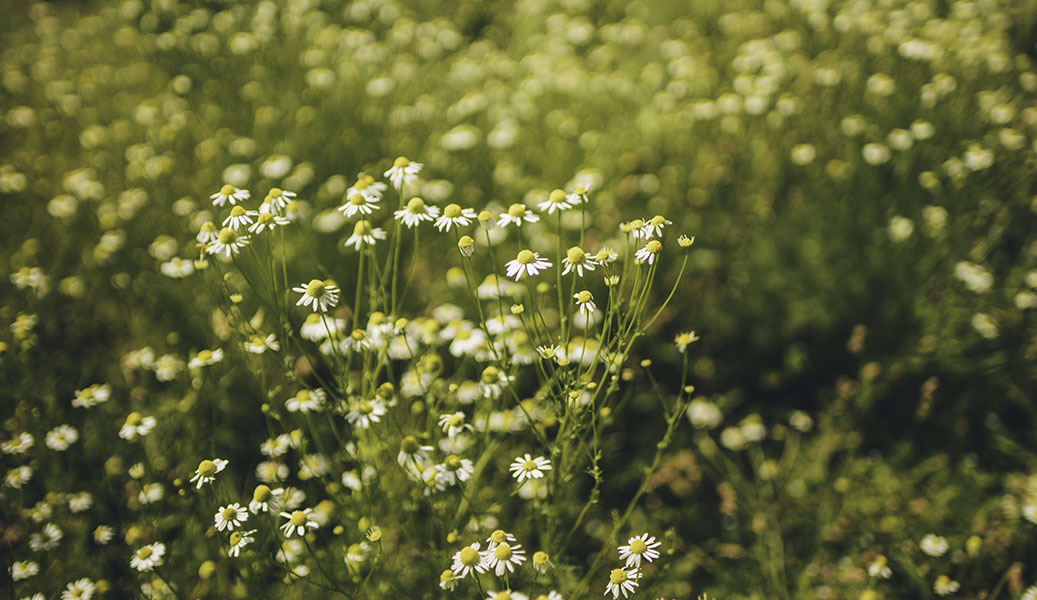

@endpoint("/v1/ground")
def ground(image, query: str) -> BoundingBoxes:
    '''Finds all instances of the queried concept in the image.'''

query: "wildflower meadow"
[2,0,1036,599]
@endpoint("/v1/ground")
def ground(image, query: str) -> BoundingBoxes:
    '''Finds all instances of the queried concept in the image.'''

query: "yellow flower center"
[577,290,592,303]
[494,542,513,560]
[354,176,370,190]
[297,390,311,401]
[253,485,271,502]
[459,546,479,566]
[230,205,246,217]
[197,350,213,362]
[507,203,526,218]
[448,414,464,427]
[523,459,538,472]
[482,366,499,383]
[610,568,628,584]
[269,187,283,197]
[197,459,216,476]
[229,531,243,545]
[137,546,153,559]
[354,220,373,235]
[497,592,513,600]
[567,246,586,263]
[646,240,662,254]
[220,184,235,195]
[533,550,549,565]
[351,329,365,341]
[444,455,462,471]
[443,203,462,218]
[458,235,474,249]
[289,511,307,526]
[649,215,666,226]
[406,197,426,212]
[631,219,645,229]
[217,227,237,244]
[222,507,238,520]
[200,221,216,232]
[393,156,410,168]
[516,249,536,265]
[549,188,566,203]
[126,412,142,426]
[306,279,326,298]
[490,529,507,543]
[358,401,373,415]
[349,193,367,206]
[257,213,274,225]
[401,436,419,454]
[629,539,647,554]
[439,569,455,583]
[477,210,493,222]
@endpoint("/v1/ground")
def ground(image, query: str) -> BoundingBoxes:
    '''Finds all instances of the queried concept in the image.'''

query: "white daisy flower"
[1021,585,1037,600]
[344,220,387,251]
[338,192,381,218]
[249,484,278,513]
[29,523,62,551]
[228,529,256,557]
[397,436,433,470]
[279,508,319,537]
[920,534,949,557]
[536,345,565,361]
[222,205,258,231]
[505,250,552,281]
[450,542,488,579]
[207,227,250,257]
[160,257,195,278]
[868,555,892,578]
[497,203,539,228]
[10,560,39,581]
[188,348,224,369]
[439,569,460,591]
[72,383,111,408]
[438,412,474,439]
[488,590,528,600]
[346,398,387,429]
[244,333,280,354]
[674,331,699,353]
[618,532,661,568]
[215,503,249,531]
[640,215,672,238]
[538,188,573,214]
[561,246,598,277]
[435,454,474,487]
[68,491,93,512]
[138,482,165,505]
[604,567,640,599]
[346,173,387,202]
[573,290,597,315]
[1,431,34,454]
[119,412,157,440]
[634,240,662,265]
[394,196,440,228]
[45,424,78,451]
[933,575,960,596]
[210,184,250,207]
[293,279,339,313]
[130,542,166,572]
[190,458,228,489]
[93,525,115,545]
[435,203,477,231]
[61,578,96,600]
[196,221,219,244]
[531,551,553,574]
[264,187,296,212]
[509,454,552,483]
[285,389,326,413]
[566,184,590,205]
[248,207,289,234]
[479,366,513,399]
[384,156,423,189]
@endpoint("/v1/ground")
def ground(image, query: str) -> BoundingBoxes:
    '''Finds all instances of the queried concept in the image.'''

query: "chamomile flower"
[538,188,573,214]
[920,534,949,557]
[497,203,539,228]
[61,578,96,600]
[249,484,278,513]
[640,215,672,238]
[451,542,488,578]
[293,279,339,313]
[398,436,433,470]
[227,529,256,557]
[933,575,960,596]
[248,209,289,234]
[435,203,477,231]
[479,366,513,399]
[10,560,39,581]
[190,458,228,489]
[562,247,598,277]
[207,227,249,257]
[595,247,619,265]
[1021,585,1037,600]
[93,525,115,544]
[484,536,527,576]
[868,555,892,578]
[119,412,157,440]
[72,383,111,408]
[196,221,219,244]
[346,399,387,429]
[488,591,529,600]
[1,432,34,454]
[536,345,565,361]
[634,240,662,265]
[604,567,640,599]
[458,235,475,256]
[210,184,250,207]
[130,542,166,572]
[264,187,296,211]
[394,196,441,228]
[439,412,474,438]
[567,184,590,204]
[285,389,326,413]
[214,503,249,531]
[618,533,661,568]
[6,465,32,488]
[532,551,553,574]
[160,257,195,278]
[45,424,78,451]
[338,192,380,218]
[674,331,699,353]
[510,454,552,483]
[506,250,552,281]
[385,156,423,189]
[439,569,460,591]
[188,348,224,368]
[435,454,474,487]
[244,333,280,354]
[344,220,387,251]
[279,508,319,537]
[222,205,258,231]
[573,291,597,315]
[29,523,62,551]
